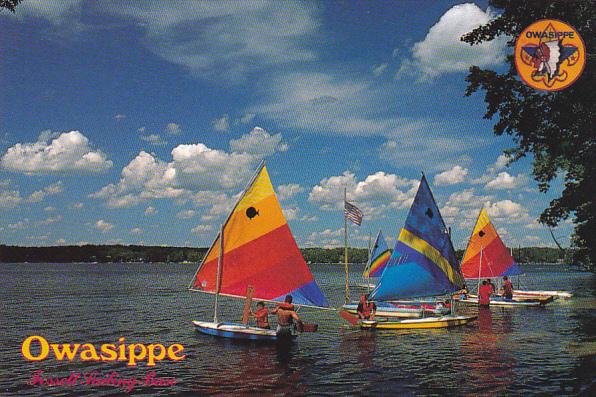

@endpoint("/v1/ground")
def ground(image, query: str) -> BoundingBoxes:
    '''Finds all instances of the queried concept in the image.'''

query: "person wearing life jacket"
[272,295,303,337]
[251,301,270,329]
[357,294,377,320]
[478,280,493,307]
[502,276,514,300]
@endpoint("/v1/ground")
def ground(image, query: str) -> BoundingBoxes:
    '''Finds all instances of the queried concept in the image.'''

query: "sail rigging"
[370,175,464,301]
[189,162,329,308]
[460,208,523,279]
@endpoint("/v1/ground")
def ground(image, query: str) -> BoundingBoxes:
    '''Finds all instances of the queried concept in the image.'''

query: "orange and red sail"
[190,164,328,308]
[460,208,523,279]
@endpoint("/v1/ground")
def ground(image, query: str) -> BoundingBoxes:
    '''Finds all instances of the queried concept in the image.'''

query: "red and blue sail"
[370,175,464,301]
[363,230,391,278]
[460,208,523,279]
[190,164,328,308]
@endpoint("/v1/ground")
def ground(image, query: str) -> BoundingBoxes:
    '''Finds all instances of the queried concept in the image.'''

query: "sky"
[0,0,573,250]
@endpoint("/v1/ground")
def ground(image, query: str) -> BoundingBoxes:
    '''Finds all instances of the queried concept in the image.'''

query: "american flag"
[344,200,363,226]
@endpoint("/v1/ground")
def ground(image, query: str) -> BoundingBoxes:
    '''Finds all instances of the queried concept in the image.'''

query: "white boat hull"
[513,290,573,299]
[193,321,295,341]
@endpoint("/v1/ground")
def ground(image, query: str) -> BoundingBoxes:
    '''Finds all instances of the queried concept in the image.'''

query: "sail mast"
[213,224,224,323]
[344,187,350,304]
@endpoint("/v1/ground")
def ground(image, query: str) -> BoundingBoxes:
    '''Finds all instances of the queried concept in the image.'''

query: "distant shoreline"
[0,244,572,265]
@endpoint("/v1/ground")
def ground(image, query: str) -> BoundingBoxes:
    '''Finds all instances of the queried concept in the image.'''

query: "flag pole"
[344,187,350,304]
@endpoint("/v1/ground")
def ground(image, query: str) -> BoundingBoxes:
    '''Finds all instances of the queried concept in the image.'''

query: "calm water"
[0,263,594,396]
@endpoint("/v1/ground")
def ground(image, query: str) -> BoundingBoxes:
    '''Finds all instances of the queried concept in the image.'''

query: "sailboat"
[457,208,554,307]
[342,175,476,329]
[188,162,329,340]
[359,229,391,288]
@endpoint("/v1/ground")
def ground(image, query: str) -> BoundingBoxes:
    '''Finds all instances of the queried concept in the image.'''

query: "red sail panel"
[461,208,522,279]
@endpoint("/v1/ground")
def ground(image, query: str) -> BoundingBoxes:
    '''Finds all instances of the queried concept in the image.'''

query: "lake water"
[0,263,594,396]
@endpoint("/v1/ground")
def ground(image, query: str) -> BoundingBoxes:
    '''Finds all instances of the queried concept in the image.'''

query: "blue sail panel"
[370,175,463,301]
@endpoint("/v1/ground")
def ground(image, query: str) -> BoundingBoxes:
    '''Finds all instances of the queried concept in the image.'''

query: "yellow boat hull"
[359,315,477,329]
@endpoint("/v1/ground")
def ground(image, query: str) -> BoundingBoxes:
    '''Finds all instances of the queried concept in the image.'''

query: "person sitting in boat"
[502,276,514,300]
[357,294,377,321]
[272,295,303,336]
[478,280,493,307]
[250,301,270,329]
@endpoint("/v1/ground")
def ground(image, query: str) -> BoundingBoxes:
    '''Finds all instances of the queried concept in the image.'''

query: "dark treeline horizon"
[0,244,573,265]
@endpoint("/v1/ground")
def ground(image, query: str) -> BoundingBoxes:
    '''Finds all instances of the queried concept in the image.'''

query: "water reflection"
[190,337,307,395]
[460,307,515,396]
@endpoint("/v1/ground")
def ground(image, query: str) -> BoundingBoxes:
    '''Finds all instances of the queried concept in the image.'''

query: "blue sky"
[0,1,572,249]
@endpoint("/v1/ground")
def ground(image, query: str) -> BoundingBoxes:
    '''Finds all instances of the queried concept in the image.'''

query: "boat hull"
[457,297,545,307]
[513,290,573,299]
[359,315,477,329]
[342,301,450,319]
[193,321,294,341]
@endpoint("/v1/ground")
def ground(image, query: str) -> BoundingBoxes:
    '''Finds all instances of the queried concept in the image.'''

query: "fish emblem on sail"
[190,164,328,307]
[370,175,463,301]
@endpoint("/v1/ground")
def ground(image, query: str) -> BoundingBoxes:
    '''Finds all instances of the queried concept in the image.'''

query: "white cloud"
[130,227,143,234]
[239,113,256,124]
[44,206,56,212]
[309,171,418,218]
[372,63,389,77]
[1,131,112,174]
[176,209,197,219]
[434,166,468,185]
[6,0,83,25]
[72,202,84,209]
[140,134,167,146]
[40,215,63,225]
[55,238,67,244]
[165,122,181,135]
[212,115,230,132]
[229,127,288,157]
[113,114,126,121]
[144,206,157,216]
[396,3,507,80]
[92,128,286,210]
[485,172,526,190]
[191,224,214,234]
[95,219,114,233]
[26,181,64,202]
[101,2,319,83]
[0,188,22,208]
[277,183,304,201]
[282,206,318,222]
[8,219,30,229]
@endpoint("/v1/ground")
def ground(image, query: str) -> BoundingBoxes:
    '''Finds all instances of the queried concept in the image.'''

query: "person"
[357,294,377,320]
[272,295,303,337]
[502,276,514,300]
[486,278,496,294]
[251,301,270,329]
[478,280,493,307]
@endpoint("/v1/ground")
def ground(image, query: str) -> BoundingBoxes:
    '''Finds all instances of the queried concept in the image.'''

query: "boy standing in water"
[272,295,303,336]
[478,280,493,307]
[502,276,514,300]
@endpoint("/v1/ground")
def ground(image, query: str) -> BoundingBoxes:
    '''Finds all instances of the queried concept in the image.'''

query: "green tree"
[461,0,595,270]
[0,0,22,12]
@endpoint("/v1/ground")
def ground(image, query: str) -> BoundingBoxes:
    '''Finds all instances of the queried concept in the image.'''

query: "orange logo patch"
[515,19,585,91]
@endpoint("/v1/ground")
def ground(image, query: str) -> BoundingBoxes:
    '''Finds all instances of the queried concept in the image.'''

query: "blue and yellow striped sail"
[370,175,464,301]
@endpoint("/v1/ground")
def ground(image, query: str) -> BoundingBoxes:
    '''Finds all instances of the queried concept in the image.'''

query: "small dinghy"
[188,162,329,341]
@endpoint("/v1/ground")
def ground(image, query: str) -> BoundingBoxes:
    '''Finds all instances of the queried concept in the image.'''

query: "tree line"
[0,244,573,265]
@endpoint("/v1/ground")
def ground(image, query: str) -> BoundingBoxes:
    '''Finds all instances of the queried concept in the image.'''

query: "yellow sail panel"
[462,209,494,263]
[223,193,287,254]
[200,165,285,263]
